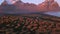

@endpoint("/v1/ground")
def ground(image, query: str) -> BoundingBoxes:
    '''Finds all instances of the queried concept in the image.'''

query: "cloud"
[6,0,19,4]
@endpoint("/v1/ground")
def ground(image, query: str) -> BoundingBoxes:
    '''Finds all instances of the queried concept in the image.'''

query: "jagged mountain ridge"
[0,0,60,14]
[0,0,37,14]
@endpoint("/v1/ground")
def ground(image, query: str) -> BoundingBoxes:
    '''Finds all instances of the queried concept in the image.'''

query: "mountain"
[0,0,60,14]
[38,0,59,11]
[0,0,38,14]
[49,2,59,11]
[0,1,7,13]
[0,0,16,13]
[13,0,37,12]
[38,2,48,11]
[1,0,8,6]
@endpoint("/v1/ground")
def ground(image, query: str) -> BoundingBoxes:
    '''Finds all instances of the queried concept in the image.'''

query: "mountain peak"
[38,0,59,11]
[1,0,8,6]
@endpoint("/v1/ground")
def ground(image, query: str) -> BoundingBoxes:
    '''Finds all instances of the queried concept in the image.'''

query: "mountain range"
[0,0,60,14]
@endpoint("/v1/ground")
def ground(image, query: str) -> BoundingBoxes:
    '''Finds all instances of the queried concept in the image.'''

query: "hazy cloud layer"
[6,0,19,4]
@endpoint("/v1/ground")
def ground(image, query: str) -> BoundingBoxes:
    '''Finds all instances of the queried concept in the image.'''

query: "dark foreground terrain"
[0,14,60,34]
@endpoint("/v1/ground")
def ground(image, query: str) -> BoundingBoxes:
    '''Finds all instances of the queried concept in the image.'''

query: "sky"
[21,0,44,4]
[0,0,60,6]
[22,0,60,6]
